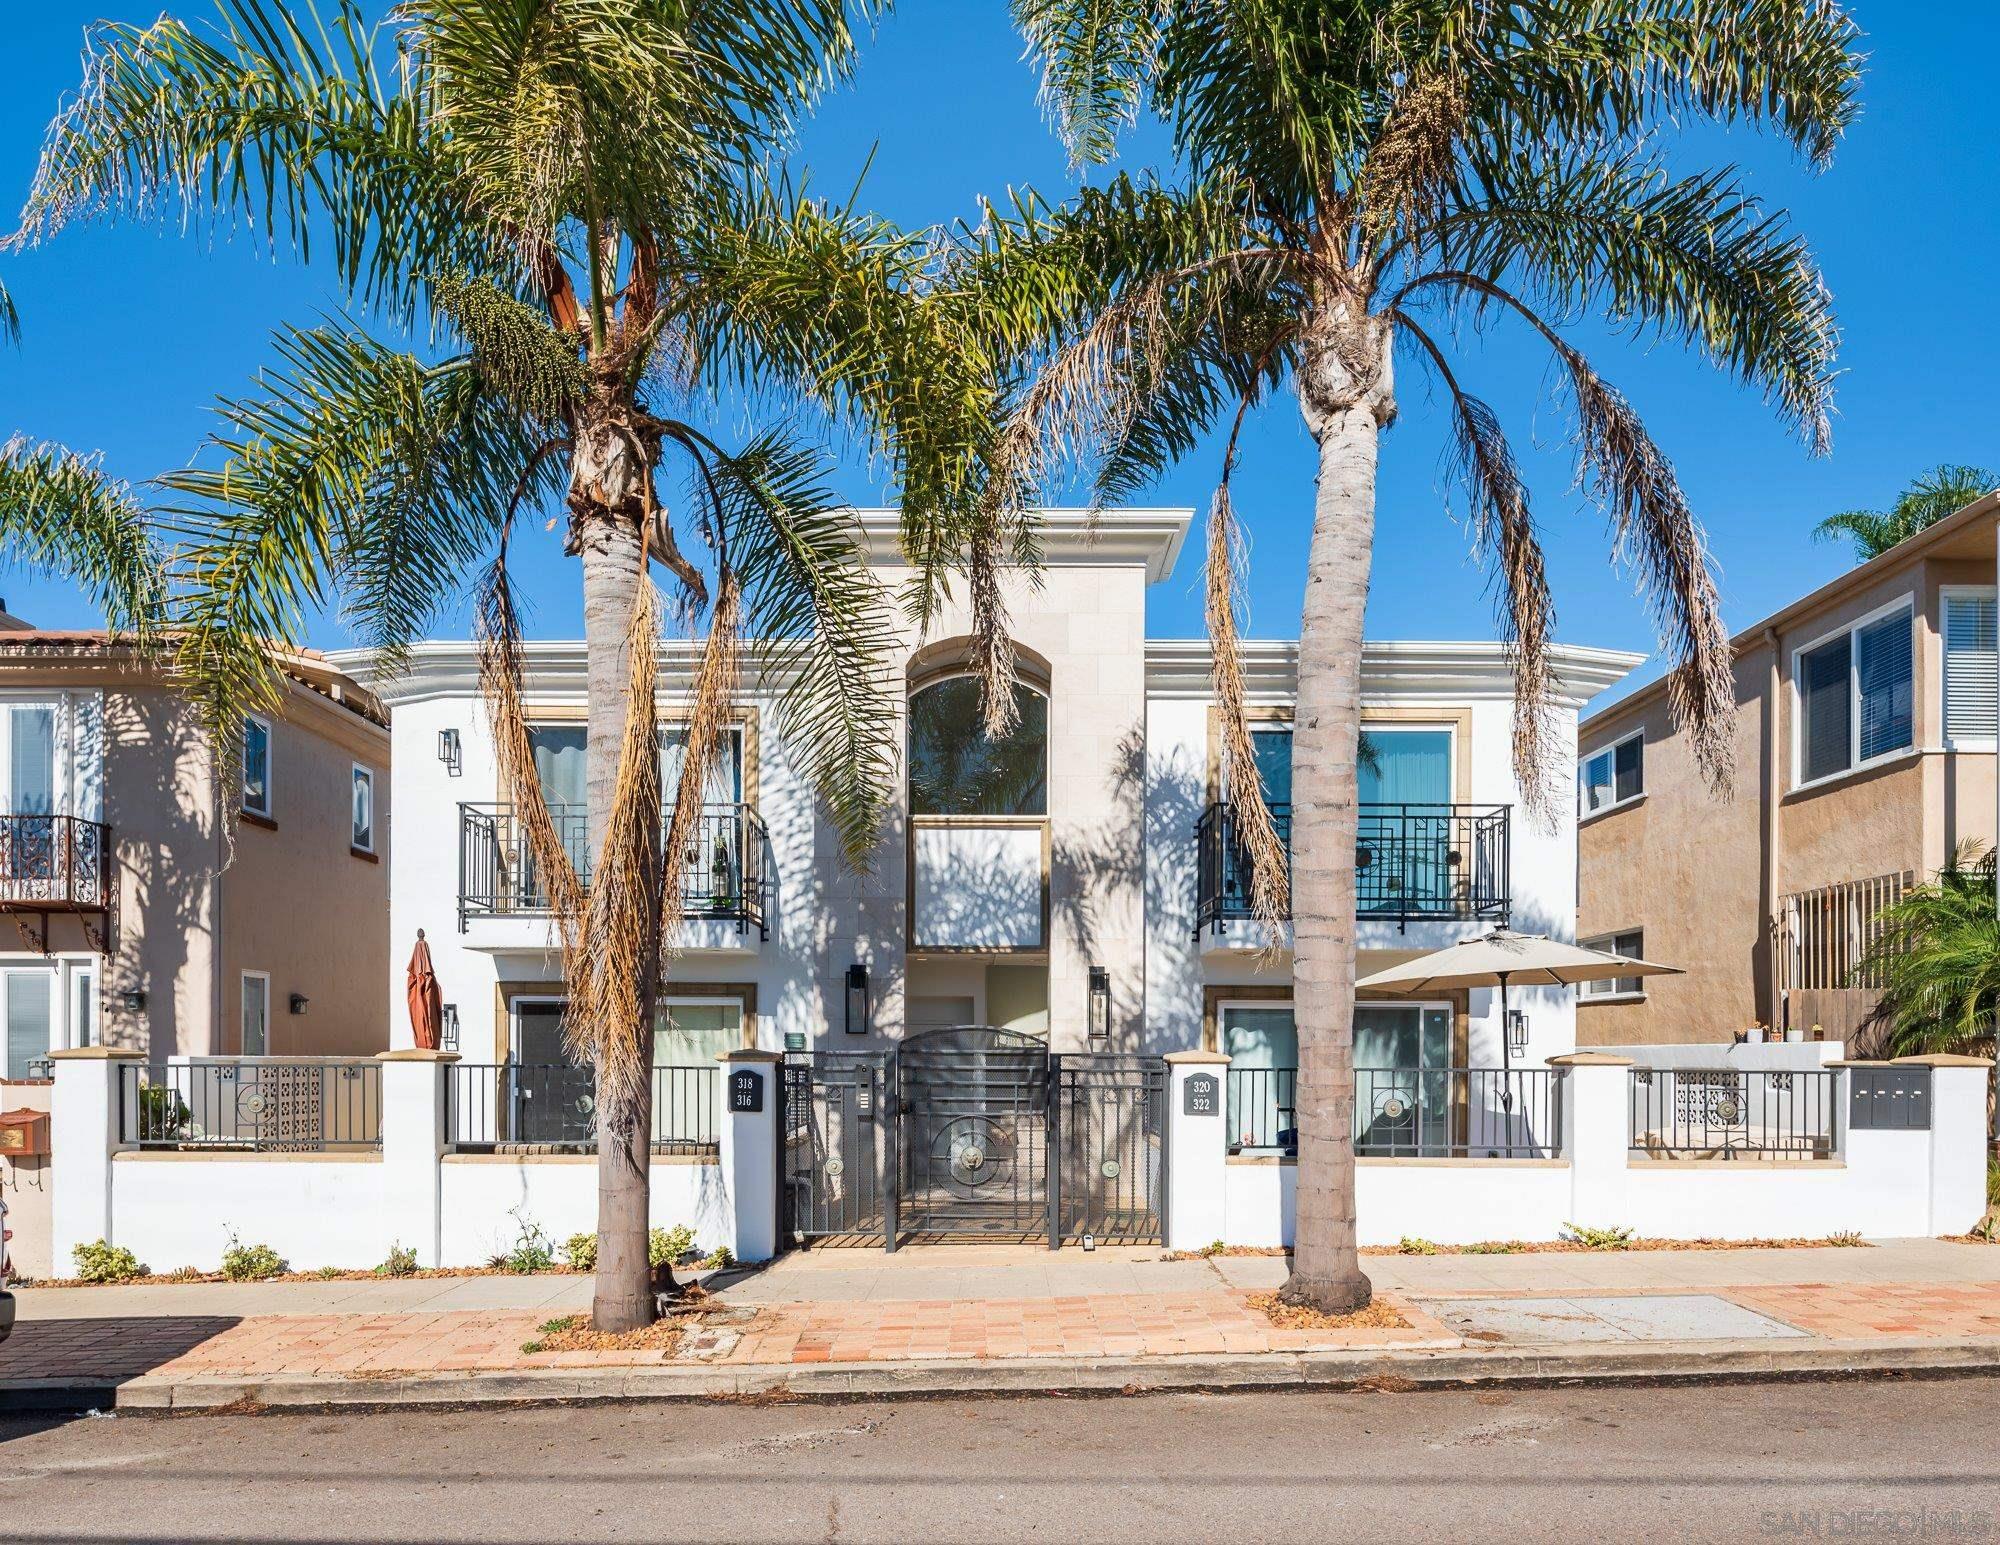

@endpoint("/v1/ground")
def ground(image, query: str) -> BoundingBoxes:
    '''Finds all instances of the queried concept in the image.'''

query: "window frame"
[241,713,274,819]
[350,762,376,854]
[1940,585,1998,752]
[1579,930,1646,1001]
[1578,728,1645,819]
[240,970,271,1057]
[1790,598,1917,792]
[906,671,1050,819]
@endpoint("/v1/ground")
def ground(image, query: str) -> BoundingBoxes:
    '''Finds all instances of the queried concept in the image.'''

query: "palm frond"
[1395,315,1558,818]
[158,321,549,746]
[707,431,900,867]
[0,439,165,636]
[13,0,502,323]
[1812,464,1998,562]
[1012,0,1162,170]
[1415,149,1839,450]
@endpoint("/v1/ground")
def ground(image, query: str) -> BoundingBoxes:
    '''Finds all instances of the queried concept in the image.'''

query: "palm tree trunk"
[1281,392,1380,1315]
[580,509,658,1333]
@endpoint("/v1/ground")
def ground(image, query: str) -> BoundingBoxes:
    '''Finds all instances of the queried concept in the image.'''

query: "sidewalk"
[4,1239,1998,1410]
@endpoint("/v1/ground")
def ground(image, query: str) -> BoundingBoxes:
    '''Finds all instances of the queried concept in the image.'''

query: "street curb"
[10,1337,2000,1414]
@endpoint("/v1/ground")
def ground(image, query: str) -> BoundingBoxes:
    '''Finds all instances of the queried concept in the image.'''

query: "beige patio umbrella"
[1355,928,1683,1081]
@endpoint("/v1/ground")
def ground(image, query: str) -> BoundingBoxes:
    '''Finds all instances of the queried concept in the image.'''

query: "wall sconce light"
[437,727,462,778]
[440,1003,460,1054]
[121,988,147,1013]
[289,993,310,1016]
[1088,966,1111,1041]
[1506,1008,1529,1056]
[844,964,870,1036]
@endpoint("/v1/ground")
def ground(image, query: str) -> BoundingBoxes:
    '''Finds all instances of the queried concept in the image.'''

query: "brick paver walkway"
[721,1291,1456,1364]
[1724,1282,2000,1340]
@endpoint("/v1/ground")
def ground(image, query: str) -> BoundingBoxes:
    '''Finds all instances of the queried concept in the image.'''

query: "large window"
[1579,731,1643,816]
[661,724,745,807]
[2,969,52,1080]
[1359,727,1453,805]
[1796,605,1914,786]
[1943,588,1997,748]
[1580,930,1646,998]
[241,714,272,818]
[908,677,1047,816]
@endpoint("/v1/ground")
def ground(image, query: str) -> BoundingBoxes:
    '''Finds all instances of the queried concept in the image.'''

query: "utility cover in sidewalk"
[1422,1294,1807,1345]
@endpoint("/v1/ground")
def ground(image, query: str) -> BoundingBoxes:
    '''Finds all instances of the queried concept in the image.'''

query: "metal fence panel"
[1055,1054,1165,1244]
[1629,1068,1840,1159]
[121,1061,382,1151]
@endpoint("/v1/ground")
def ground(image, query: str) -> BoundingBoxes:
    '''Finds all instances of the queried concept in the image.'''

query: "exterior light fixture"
[440,1003,460,1053]
[289,993,310,1016]
[437,727,462,778]
[121,988,147,1013]
[1506,1008,1529,1057]
[844,964,870,1036]
[1088,966,1111,1041]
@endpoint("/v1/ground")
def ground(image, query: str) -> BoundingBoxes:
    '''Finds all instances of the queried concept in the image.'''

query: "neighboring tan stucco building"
[1576,490,2000,1048]
[0,629,392,1068]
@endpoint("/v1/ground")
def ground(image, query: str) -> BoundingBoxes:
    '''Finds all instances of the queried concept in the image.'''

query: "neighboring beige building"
[0,629,391,1069]
[1576,492,2000,1047]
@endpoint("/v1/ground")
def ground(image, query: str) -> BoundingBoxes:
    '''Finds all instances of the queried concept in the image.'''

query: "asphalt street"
[2,1375,1997,1543]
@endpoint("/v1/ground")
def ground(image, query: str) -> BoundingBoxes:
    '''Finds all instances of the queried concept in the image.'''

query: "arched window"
[908,677,1048,816]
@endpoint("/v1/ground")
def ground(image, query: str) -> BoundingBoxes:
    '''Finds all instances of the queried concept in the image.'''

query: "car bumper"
[0,1288,14,1343]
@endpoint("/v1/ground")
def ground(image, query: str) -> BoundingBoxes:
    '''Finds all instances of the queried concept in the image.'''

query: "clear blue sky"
[1,3,1992,711]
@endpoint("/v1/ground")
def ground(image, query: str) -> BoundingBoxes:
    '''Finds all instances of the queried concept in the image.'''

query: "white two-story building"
[336,509,1632,1187]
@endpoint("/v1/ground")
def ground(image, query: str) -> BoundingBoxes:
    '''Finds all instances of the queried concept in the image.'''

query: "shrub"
[376,1244,419,1278]
[1826,1230,1865,1248]
[504,1210,557,1274]
[1462,1240,1523,1255]
[648,1224,696,1268]
[1561,1222,1634,1250]
[564,1232,598,1272]
[1397,1236,1439,1256]
[137,1084,191,1141]
[704,1246,735,1270]
[72,1240,147,1283]
[221,1235,289,1281]
[1988,1155,1999,1209]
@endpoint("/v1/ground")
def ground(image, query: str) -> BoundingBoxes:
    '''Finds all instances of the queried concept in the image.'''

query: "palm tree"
[1813,464,1998,562]
[962,1,1861,1311]
[11,0,943,1331]
[1854,843,1999,1064]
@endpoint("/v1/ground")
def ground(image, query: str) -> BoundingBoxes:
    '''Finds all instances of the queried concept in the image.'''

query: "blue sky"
[1,3,1993,711]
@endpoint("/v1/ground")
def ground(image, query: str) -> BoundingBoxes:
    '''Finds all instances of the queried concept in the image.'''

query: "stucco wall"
[217,685,392,1057]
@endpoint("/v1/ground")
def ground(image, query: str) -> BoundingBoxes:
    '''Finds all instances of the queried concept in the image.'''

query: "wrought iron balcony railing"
[1195,801,1509,934]
[458,801,769,937]
[0,813,112,912]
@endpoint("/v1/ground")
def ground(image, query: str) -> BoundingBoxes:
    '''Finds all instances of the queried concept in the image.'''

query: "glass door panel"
[510,999,588,1144]
[1221,1005,1297,1152]
[3,970,53,1079]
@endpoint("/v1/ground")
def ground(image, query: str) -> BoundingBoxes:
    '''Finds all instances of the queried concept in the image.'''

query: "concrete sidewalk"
[4,1239,1998,1411]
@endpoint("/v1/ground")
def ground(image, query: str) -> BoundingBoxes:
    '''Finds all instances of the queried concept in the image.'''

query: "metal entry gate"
[785,1033,1165,1248]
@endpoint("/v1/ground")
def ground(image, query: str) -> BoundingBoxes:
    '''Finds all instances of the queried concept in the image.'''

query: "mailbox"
[0,1109,50,1158]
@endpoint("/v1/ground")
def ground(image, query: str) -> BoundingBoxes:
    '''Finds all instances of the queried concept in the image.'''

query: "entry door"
[511,999,591,1144]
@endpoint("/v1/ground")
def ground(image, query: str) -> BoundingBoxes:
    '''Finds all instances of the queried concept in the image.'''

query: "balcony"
[1194,801,1509,939]
[0,814,113,950]
[458,802,769,942]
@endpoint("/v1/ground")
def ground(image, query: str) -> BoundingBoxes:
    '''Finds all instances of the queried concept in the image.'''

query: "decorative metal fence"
[1227,1065,1562,1158]
[1628,1068,1840,1160]
[0,814,111,909]
[443,1062,719,1153]
[1053,1053,1166,1245]
[1196,802,1510,932]
[457,801,769,937]
[120,1061,383,1151]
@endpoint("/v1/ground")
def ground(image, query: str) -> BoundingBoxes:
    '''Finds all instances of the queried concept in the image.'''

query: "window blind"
[1856,611,1914,761]
[1944,592,1998,744]
[1799,634,1852,781]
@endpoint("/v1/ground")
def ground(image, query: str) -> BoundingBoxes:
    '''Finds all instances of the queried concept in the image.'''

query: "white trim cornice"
[851,506,1193,584]
[335,635,1644,708]
[1143,639,1644,707]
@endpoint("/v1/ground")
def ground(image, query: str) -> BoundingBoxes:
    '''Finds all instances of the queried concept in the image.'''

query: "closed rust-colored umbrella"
[406,929,443,1051]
